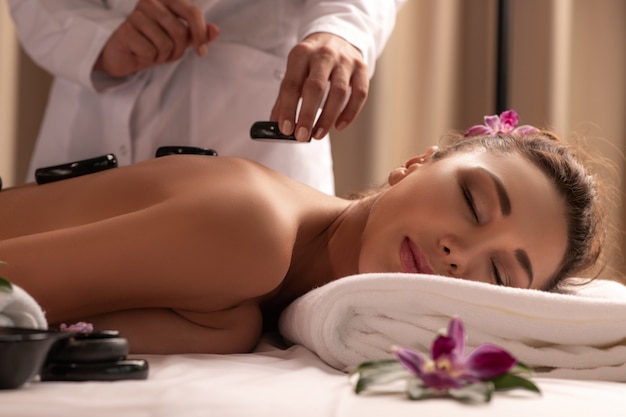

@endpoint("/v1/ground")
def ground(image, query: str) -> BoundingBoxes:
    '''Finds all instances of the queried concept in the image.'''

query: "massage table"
[1,273,625,416]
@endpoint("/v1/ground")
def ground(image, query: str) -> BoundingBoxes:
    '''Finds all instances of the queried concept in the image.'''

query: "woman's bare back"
[0,156,343,353]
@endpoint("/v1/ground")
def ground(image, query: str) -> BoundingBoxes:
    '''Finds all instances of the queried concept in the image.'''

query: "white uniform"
[8,0,405,194]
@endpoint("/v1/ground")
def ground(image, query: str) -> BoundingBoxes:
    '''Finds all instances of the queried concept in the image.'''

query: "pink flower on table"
[352,316,540,403]
[393,317,516,391]
[59,321,94,334]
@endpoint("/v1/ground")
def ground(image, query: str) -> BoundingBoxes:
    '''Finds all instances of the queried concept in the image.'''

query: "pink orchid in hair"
[464,109,539,137]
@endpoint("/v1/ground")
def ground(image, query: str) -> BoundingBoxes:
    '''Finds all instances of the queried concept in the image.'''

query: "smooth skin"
[93,0,368,143]
[0,149,567,354]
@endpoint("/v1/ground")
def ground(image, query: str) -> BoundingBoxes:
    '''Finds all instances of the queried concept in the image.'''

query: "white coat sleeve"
[299,0,407,77]
[7,0,140,92]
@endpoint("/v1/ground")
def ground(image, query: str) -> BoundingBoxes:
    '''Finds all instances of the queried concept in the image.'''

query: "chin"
[357,261,400,275]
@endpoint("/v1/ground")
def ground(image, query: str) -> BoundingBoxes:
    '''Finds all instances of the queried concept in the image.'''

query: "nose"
[439,237,474,277]
[442,244,459,276]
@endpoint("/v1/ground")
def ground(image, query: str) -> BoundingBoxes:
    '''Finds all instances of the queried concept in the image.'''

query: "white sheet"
[1,336,624,417]
[279,273,626,381]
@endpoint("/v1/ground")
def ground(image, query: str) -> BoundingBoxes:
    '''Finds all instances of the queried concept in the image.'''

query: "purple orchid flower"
[59,321,94,334]
[393,317,516,391]
[463,109,539,137]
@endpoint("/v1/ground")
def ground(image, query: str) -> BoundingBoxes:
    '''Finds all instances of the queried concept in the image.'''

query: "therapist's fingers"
[159,0,209,56]
[291,47,334,141]
[310,54,370,139]
[270,40,335,141]
[271,33,369,142]
[295,51,339,142]
[95,6,218,77]
[129,6,181,64]
[330,61,369,133]
[96,14,161,77]
[270,51,307,137]
[312,35,368,137]
[134,0,195,62]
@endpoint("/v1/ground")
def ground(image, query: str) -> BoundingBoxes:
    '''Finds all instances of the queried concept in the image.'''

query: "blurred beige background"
[1,0,625,277]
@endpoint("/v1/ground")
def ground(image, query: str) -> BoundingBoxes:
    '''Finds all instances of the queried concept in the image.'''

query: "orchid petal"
[484,115,500,131]
[499,110,519,131]
[394,347,427,377]
[447,317,466,358]
[463,125,493,136]
[465,344,517,379]
[513,125,540,135]
[59,321,94,333]
[431,335,456,360]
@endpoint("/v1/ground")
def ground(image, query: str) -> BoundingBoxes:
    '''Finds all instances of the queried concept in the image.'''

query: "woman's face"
[359,149,568,290]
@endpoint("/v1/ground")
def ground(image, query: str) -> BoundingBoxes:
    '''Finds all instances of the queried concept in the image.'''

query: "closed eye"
[491,258,505,286]
[461,184,479,223]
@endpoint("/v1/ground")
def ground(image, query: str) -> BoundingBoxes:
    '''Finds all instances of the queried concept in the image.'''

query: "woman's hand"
[270,33,369,142]
[94,0,219,77]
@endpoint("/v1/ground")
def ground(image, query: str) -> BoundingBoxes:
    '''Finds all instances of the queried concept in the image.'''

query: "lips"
[400,237,434,274]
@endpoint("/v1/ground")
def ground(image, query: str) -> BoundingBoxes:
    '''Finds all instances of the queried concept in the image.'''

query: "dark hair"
[433,132,604,291]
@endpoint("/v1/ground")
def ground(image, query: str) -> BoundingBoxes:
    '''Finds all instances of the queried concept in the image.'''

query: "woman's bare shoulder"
[163,156,303,280]
[175,155,302,223]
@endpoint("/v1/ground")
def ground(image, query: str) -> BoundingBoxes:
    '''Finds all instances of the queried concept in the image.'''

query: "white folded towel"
[0,283,47,329]
[278,273,626,382]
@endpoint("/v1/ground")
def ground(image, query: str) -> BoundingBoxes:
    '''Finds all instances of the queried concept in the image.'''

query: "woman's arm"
[81,304,264,354]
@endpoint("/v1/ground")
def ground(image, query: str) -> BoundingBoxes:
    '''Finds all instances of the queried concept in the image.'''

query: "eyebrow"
[480,168,511,216]
[479,167,533,287]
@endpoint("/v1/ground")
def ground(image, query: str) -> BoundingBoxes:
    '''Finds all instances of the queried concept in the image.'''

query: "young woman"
[0,114,604,355]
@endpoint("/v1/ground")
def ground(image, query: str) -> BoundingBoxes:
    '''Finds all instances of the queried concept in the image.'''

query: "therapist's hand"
[94,0,219,78]
[270,32,369,142]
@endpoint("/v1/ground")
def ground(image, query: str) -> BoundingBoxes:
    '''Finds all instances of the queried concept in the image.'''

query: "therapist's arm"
[7,0,132,91]
[270,0,407,142]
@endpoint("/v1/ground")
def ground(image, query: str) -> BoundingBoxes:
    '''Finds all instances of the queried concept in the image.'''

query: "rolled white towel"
[279,273,626,382]
[0,283,47,329]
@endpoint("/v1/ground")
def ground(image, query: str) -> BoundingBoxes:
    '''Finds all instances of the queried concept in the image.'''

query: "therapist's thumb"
[197,23,220,57]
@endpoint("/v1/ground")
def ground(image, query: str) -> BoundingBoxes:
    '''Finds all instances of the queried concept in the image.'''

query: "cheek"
[357,191,411,273]
[524,221,568,287]
[357,181,455,273]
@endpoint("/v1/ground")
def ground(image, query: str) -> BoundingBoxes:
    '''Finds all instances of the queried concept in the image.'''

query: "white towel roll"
[0,284,47,329]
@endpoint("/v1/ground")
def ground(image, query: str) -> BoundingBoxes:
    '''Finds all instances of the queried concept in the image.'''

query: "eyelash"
[461,184,479,223]
[491,259,505,286]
